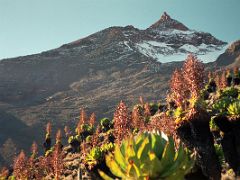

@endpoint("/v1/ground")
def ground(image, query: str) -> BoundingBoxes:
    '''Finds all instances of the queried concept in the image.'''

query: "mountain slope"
[0,12,230,166]
[213,40,240,67]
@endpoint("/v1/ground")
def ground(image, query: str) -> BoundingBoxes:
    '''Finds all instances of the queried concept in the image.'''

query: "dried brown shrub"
[208,71,213,80]
[80,141,88,159]
[64,125,71,137]
[220,70,227,89]
[13,150,30,179]
[76,108,87,135]
[31,141,38,159]
[0,167,9,179]
[91,126,101,147]
[56,130,62,144]
[233,67,239,76]
[214,73,221,89]
[170,69,188,108]
[46,122,51,135]
[182,54,205,99]
[36,156,52,179]
[149,113,175,136]
[89,112,96,127]
[170,54,205,109]
[80,108,87,125]
[226,68,231,77]
[51,146,64,180]
[139,96,144,105]
[113,101,132,142]
[132,106,143,130]
[144,103,151,117]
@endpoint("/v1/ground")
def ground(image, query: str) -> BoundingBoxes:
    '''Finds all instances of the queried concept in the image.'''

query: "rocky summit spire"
[148,12,189,31]
[160,12,171,21]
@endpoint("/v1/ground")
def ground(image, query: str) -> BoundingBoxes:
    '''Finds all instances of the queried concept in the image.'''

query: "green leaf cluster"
[99,133,194,180]
[227,100,240,116]
[100,118,113,132]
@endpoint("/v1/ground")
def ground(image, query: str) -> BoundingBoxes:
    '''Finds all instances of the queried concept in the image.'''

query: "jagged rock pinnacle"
[160,12,171,21]
[148,12,189,31]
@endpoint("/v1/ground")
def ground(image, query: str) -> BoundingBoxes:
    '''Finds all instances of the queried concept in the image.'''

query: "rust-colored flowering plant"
[170,54,205,113]
[113,100,132,143]
[182,54,205,99]
[132,106,144,132]
[170,55,221,179]
[13,150,30,179]
[0,167,9,179]
[89,112,96,127]
[51,145,64,180]
[76,108,87,135]
[170,69,188,109]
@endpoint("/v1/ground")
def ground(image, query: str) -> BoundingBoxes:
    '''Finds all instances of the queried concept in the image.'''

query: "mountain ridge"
[1,12,227,63]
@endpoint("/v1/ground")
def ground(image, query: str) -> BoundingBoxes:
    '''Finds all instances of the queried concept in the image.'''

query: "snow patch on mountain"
[147,41,171,48]
[180,44,199,52]
[135,41,175,60]
[151,29,196,37]
[123,41,133,51]
[135,40,228,63]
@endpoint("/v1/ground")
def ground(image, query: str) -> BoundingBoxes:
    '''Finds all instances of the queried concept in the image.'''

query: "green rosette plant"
[98,133,194,180]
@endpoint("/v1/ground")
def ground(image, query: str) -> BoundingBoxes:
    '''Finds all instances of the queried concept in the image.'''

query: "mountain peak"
[160,11,171,21]
[148,12,189,31]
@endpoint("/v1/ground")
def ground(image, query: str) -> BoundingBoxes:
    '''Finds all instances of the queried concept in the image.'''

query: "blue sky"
[0,0,239,59]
